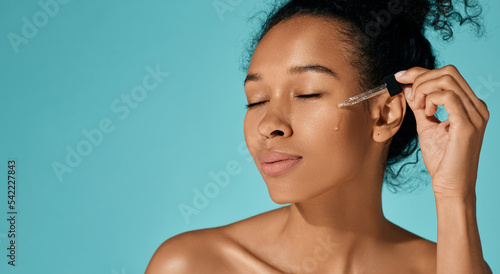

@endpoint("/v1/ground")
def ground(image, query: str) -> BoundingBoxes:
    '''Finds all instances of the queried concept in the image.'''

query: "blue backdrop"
[0,1,499,273]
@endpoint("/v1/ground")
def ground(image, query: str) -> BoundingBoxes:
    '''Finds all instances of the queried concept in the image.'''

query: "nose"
[257,102,293,138]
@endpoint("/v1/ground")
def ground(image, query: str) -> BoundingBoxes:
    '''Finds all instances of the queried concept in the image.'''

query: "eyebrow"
[244,64,339,85]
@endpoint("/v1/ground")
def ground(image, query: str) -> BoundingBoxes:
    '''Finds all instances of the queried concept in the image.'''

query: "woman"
[147,0,491,272]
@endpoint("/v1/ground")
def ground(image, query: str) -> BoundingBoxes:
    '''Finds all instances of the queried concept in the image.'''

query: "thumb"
[404,87,439,134]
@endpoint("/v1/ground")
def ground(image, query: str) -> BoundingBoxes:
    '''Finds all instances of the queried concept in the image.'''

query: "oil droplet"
[334,110,342,132]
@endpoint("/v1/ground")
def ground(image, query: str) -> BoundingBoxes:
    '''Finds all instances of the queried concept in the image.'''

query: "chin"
[264,175,344,205]
[265,184,309,204]
[269,194,294,205]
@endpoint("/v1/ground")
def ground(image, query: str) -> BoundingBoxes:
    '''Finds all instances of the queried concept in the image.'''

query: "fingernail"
[406,88,412,98]
[412,99,415,108]
[395,70,406,78]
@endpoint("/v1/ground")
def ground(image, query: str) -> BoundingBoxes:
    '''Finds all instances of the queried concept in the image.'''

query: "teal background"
[0,0,498,273]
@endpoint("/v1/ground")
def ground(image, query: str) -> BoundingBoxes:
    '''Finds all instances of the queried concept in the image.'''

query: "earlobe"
[371,93,406,143]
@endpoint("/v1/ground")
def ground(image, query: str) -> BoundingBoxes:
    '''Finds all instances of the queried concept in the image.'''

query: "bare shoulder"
[145,207,288,274]
[404,235,437,273]
[145,228,231,273]
[387,221,494,273]
[385,221,437,273]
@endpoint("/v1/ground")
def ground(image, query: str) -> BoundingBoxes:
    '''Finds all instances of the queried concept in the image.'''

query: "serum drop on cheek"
[334,112,342,131]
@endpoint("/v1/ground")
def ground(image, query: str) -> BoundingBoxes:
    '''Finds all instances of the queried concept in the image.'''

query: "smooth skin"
[397,66,490,273]
[146,15,490,273]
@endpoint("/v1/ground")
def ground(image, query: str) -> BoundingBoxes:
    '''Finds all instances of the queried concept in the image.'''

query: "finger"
[412,75,483,127]
[424,90,473,130]
[397,65,489,120]
[425,91,479,167]
[436,65,489,120]
[395,67,429,88]
[404,89,440,134]
[424,98,438,117]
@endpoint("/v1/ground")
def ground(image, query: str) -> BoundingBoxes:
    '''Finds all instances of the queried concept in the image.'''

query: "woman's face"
[244,15,376,204]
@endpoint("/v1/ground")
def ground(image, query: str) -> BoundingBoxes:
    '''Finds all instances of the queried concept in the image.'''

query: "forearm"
[435,191,490,274]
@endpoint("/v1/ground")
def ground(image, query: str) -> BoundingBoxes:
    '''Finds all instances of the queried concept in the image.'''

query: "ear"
[369,93,407,143]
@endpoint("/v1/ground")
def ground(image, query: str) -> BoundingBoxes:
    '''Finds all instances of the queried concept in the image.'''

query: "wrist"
[433,182,477,223]
[432,179,477,202]
[434,188,478,236]
[434,191,477,205]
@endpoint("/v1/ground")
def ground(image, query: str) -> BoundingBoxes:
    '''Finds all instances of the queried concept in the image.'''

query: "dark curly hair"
[243,0,483,192]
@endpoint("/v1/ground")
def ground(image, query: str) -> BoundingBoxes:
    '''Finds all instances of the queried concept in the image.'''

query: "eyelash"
[245,93,321,109]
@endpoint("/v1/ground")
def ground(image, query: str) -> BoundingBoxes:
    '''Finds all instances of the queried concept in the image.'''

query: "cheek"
[242,103,372,203]
[295,107,371,180]
[243,112,259,159]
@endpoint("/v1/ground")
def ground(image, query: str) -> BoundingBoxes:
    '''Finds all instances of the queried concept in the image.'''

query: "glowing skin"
[146,15,490,274]
[243,15,374,204]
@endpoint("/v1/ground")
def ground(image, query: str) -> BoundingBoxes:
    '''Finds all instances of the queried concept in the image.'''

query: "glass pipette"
[338,74,406,108]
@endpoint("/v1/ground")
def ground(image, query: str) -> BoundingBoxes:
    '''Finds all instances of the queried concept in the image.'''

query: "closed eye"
[245,94,321,109]
[297,93,321,99]
[245,100,267,109]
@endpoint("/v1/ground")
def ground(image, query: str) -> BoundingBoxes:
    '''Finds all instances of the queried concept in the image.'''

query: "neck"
[277,170,390,272]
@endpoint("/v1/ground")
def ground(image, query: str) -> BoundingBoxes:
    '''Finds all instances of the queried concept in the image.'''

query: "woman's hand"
[396,65,492,273]
[395,65,489,198]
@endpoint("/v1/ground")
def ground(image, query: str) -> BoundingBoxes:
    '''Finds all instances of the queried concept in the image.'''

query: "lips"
[259,151,302,176]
